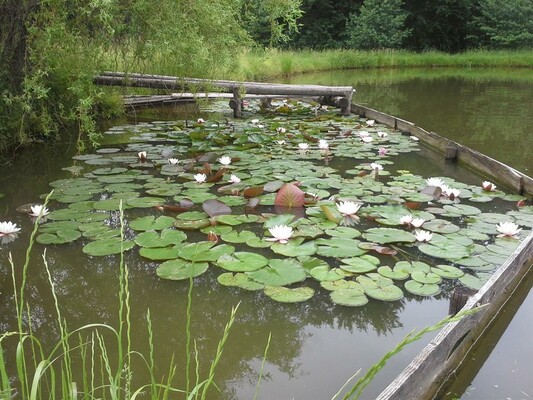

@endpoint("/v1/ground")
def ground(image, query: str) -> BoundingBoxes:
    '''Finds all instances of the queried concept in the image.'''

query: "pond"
[1,69,532,399]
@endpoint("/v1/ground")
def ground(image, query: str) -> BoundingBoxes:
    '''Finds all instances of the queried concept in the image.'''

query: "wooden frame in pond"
[95,72,354,117]
[350,102,533,400]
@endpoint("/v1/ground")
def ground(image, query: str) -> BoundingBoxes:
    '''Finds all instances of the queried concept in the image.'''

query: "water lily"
[415,230,433,242]
[443,186,461,199]
[0,221,21,236]
[370,162,383,171]
[378,147,389,156]
[482,181,497,191]
[426,177,445,188]
[298,143,309,150]
[496,221,521,239]
[258,124,265,128]
[168,158,179,164]
[400,215,413,225]
[30,205,49,217]
[336,201,362,216]
[194,173,207,183]
[377,131,388,138]
[361,136,373,143]
[318,139,329,150]
[138,151,147,161]
[366,119,375,126]
[266,225,293,244]
[410,136,420,141]
[358,131,370,137]
[276,140,286,145]
[197,118,205,124]
[411,218,425,228]
[218,156,232,166]
[251,119,259,125]
[276,127,286,134]
[229,174,241,184]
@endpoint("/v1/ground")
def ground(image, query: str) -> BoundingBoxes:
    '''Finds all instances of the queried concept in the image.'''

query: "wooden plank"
[377,233,533,400]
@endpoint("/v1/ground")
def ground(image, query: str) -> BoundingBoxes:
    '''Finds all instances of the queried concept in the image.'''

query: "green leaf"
[135,229,187,247]
[82,238,135,256]
[362,227,416,244]
[216,252,268,272]
[264,286,315,303]
[130,216,175,231]
[247,259,307,286]
[178,242,235,262]
[156,259,209,280]
[404,280,441,296]
[330,289,368,307]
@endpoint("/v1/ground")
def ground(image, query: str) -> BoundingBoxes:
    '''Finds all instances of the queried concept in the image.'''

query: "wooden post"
[449,286,477,315]
[232,87,242,118]
[445,145,458,162]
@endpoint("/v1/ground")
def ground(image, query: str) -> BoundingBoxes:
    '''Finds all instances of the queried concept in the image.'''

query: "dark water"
[1,70,532,399]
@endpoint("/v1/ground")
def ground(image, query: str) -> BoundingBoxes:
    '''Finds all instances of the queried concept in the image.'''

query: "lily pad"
[178,242,235,262]
[362,228,416,244]
[247,259,307,286]
[330,288,369,307]
[316,238,367,258]
[216,252,268,272]
[340,256,379,274]
[156,259,209,280]
[82,238,135,256]
[130,216,175,231]
[139,246,180,260]
[431,265,465,279]
[36,230,81,245]
[404,280,441,296]
[271,240,317,257]
[134,229,187,247]
[422,219,460,234]
[264,286,315,303]
[217,272,265,290]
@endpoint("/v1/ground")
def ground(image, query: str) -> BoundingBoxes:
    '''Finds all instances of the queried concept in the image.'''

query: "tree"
[346,0,410,50]
[403,0,478,52]
[470,0,533,49]
[289,0,363,49]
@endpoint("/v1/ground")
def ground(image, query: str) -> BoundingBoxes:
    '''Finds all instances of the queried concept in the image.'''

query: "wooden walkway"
[95,71,354,117]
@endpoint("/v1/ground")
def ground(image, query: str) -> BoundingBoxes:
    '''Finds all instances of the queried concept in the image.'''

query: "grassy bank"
[228,49,533,81]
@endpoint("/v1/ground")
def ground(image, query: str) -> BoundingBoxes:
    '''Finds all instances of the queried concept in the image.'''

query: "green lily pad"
[377,265,410,280]
[36,229,81,244]
[271,240,317,257]
[139,246,180,260]
[264,286,315,303]
[216,252,268,272]
[362,227,416,244]
[134,229,187,247]
[411,270,442,284]
[126,197,165,208]
[422,219,460,234]
[173,218,211,230]
[321,280,363,291]
[156,259,209,280]
[357,275,404,301]
[330,288,369,307]
[217,272,265,290]
[431,265,465,279]
[130,216,175,231]
[324,227,361,239]
[404,280,441,296]
[220,230,257,244]
[316,238,367,258]
[459,273,486,290]
[82,238,135,256]
[340,256,379,273]
[247,259,307,286]
[309,265,345,282]
[442,204,481,216]
[178,242,235,262]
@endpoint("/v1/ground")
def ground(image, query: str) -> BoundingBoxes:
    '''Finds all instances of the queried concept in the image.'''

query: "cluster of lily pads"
[7,99,531,305]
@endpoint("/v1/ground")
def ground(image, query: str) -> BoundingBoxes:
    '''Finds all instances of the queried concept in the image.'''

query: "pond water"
[0,69,532,400]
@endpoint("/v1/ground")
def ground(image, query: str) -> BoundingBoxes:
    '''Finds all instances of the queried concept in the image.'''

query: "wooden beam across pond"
[95,71,354,117]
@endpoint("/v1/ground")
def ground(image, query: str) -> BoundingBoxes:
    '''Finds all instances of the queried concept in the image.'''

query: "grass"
[0,196,482,399]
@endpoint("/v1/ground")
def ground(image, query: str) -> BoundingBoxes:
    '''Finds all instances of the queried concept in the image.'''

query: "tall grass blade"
[253,332,272,400]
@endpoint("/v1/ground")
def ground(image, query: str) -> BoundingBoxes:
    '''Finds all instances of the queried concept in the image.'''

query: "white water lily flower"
[370,162,383,171]
[400,215,413,225]
[443,187,461,199]
[218,156,232,166]
[298,143,309,150]
[194,173,207,183]
[197,118,205,124]
[168,158,179,165]
[257,124,265,128]
[0,221,21,236]
[138,151,147,160]
[266,225,293,244]
[336,201,362,216]
[362,136,373,143]
[318,139,329,150]
[411,218,425,228]
[358,131,370,137]
[496,221,522,239]
[426,177,445,188]
[410,136,420,141]
[482,181,497,191]
[377,131,388,138]
[415,230,433,242]
[30,205,49,217]
[251,119,259,124]
[229,174,241,184]
[276,140,286,145]
[366,119,375,126]
[378,147,388,156]
[276,127,286,134]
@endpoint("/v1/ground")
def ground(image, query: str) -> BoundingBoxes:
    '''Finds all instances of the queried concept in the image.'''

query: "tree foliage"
[346,0,410,50]
[470,0,533,49]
